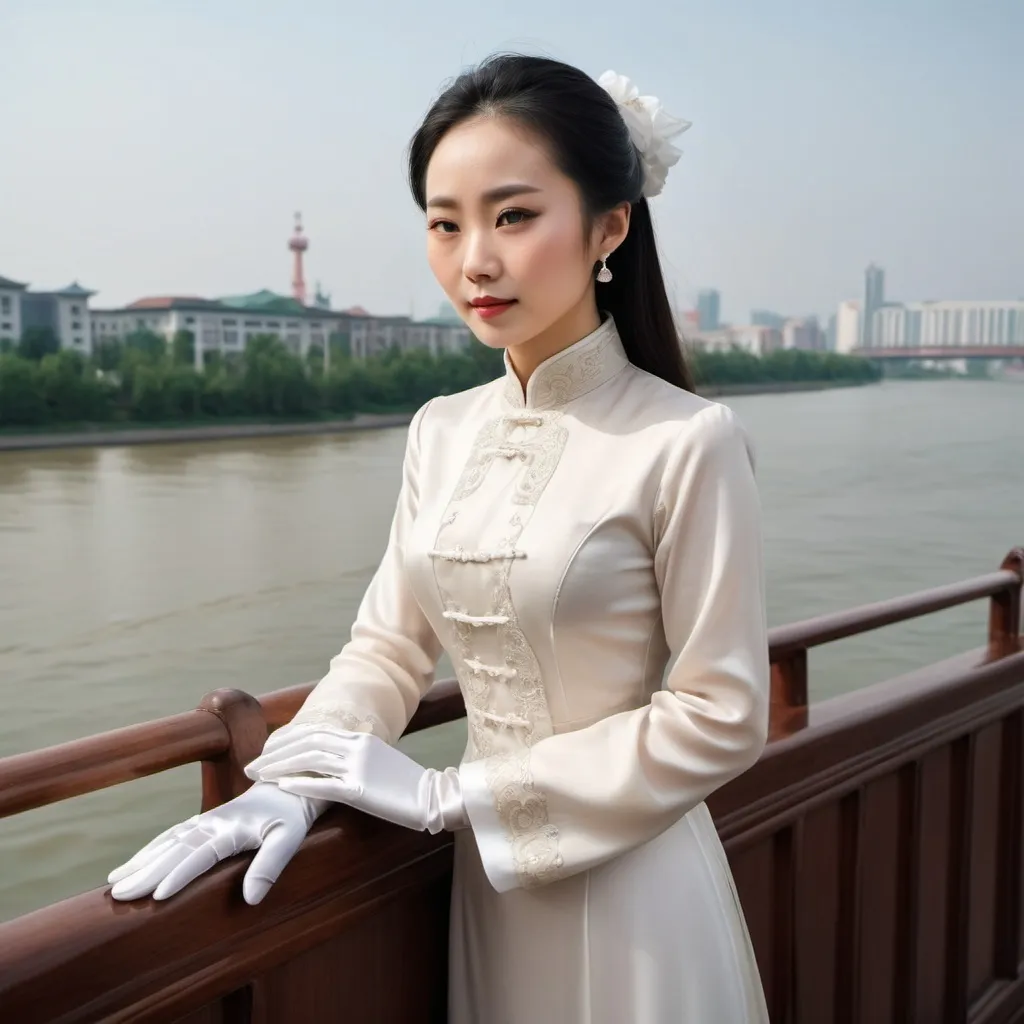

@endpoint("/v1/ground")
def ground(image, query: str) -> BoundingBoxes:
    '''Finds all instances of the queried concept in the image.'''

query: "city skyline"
[1,1,1021,325]
[5,247,1019,353]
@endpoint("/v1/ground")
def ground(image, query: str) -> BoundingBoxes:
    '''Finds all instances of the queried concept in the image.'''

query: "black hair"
[408,53,695,393]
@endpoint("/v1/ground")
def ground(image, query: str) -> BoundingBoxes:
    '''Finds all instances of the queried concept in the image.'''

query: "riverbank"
[0,378,872,451]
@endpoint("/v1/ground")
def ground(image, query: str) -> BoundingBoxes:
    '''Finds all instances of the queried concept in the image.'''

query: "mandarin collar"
[501,316,629,411]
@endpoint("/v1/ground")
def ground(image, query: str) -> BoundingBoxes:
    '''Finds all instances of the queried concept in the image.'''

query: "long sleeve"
[289,399,443,744]
[459,403,770,893]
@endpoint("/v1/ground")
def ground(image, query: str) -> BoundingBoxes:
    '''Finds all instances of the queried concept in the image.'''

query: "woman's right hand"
[107,782,327,905]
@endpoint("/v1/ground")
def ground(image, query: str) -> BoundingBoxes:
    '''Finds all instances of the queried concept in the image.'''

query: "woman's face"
[424,116,628,365]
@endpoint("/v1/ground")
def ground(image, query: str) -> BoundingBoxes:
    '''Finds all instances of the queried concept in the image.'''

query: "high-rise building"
[835,300,861,354]
[697,289,720,331]
[751,309,786,329]
[862,264,885,346]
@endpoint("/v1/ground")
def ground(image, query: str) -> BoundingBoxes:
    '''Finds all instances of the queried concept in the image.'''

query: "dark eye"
[497,208,534,227]
[429,220,458,234]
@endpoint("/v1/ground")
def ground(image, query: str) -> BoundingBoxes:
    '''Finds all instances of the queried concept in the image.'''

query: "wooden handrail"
[767,547,1023,722]
[0,679,467,820]
[4,630,1024,1021]
[0,550,1023,1023]
[1,550,1020,821]
[0,806,453,1023]
[768,569,1021,656]
[0,709,226,819]
[715,645,1024,829]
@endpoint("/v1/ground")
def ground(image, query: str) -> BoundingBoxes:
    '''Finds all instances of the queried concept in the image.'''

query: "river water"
[0,379,1020,920]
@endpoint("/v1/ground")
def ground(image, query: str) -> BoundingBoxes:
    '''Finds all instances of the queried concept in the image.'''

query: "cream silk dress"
[290,316,771,1022]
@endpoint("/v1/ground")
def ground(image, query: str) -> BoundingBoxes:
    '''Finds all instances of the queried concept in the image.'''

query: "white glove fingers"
[258,721,322,753]
[242,822,308,905]
[253,750,350,783]
[109,843,193,901]
[245,733,355,778]
[152,836,231,901]
[106,782,323,903]
[107,835,181,884]
[257,722,353,757]
[277,776,362,803]
[246,741,333,777]
[105,816,198,883]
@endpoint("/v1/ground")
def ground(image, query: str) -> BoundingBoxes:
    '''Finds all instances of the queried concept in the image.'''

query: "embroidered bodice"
[293,316,770,893]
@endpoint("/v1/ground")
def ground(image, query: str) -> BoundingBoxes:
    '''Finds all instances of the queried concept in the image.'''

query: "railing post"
[771,647,809,733]
[197,688,268,811]
[989,548,1024,655]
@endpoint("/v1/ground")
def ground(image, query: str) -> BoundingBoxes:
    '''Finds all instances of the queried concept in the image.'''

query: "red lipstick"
[469,296,517,320]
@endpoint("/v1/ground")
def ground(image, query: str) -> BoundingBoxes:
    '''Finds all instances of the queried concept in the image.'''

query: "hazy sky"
[1,0,1021,324]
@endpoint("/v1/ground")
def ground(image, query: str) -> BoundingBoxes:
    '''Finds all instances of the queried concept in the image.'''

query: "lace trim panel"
[431,410,569,886]
[289,703,389,739]
[485,749,565,888]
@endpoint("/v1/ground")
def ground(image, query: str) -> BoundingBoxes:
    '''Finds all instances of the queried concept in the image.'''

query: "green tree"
[201,349,223,373]
[17,326,60,361]
[171,329,195,366]
[306,344,325,374]
[94,338,124,372]
[347,360,404,410]
[200,367,246,417]
[321,364,357,414]
[0,355,47,425]
[464,339,502,379]
[165,364,203,417]
[241,334,317,415]
[131,363,173,421]
[123,329,167,362]
[38,350,113,422]
[0,331,882,435]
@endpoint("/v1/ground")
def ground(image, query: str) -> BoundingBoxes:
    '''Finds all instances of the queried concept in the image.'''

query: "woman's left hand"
[245,723,467,834]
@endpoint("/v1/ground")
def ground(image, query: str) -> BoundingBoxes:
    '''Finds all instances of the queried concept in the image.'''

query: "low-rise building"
[0,272,474,365]
[0,277,95,352]
[689,324,782,356]
[782,317,826,351]
[90,291,344,366]
[868,300,1024,350]
[90,291,473,364]
[22,283,96,354]
[0,275,27,344]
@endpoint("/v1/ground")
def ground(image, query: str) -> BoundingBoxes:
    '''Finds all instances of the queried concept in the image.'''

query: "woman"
[109,54,770,1022]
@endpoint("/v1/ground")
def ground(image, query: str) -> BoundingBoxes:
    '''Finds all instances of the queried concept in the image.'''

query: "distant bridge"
[851,345,1024,360]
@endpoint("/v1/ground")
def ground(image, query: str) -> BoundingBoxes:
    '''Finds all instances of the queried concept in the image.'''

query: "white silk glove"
[244,722,468,835]
[107,782,327,905]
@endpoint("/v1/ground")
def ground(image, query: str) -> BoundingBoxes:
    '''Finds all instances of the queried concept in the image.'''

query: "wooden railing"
[0,548,1022,1023]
